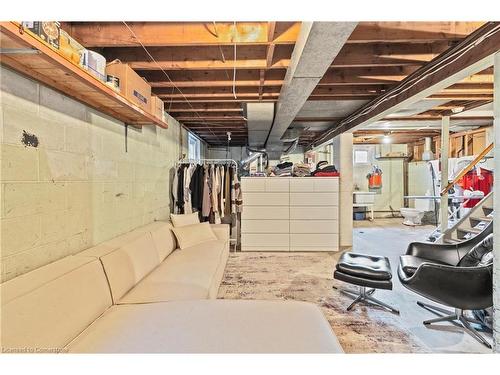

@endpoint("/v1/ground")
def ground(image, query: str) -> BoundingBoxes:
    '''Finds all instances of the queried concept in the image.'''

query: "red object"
[368,173,382,189]
[458,168,493,208]
[314,171,340,177]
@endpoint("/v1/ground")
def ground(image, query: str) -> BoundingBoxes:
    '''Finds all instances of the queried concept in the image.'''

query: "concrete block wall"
[0,67,191,282]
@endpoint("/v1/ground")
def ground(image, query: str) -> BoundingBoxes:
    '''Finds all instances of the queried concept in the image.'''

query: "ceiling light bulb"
[382,135,391,144]
[451,106,465,114]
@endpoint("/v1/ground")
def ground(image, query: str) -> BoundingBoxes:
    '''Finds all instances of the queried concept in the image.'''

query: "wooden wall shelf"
[0,22,167,129]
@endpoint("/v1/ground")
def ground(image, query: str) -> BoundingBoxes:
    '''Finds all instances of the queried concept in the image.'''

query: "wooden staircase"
[441,192,493,244]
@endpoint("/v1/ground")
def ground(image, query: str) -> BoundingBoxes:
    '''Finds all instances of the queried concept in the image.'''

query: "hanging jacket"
[202,164,212,218]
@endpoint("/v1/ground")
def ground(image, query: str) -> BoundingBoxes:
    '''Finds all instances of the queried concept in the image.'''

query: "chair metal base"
[337,286,400,314]
[417,301,492,349]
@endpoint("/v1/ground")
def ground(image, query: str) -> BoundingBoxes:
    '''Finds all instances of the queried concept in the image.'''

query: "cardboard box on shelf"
[59,30,85,65]
[150,95,165,120]
[81,49,106,82]
[106,61,151,111]
[21,22,61,49]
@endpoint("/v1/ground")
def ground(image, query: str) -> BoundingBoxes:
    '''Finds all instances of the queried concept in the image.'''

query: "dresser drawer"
[242,206,289,220]
[242,233,289,248]
[290,206,338,220]
[241,178,265,191]
[313,178,339,192]
[289,179,314,192]
[244,192,289,206]
[241,178,289,192]
[290,234,339,249]
[289,220,338,234]
[290,192,338,206]
[241,220,289,233]
[264,178,289,192]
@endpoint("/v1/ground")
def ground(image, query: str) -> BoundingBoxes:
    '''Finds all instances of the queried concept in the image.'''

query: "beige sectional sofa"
[0,221,343,353]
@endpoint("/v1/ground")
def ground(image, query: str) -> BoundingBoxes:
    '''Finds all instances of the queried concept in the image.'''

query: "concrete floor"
[353,218,492,353]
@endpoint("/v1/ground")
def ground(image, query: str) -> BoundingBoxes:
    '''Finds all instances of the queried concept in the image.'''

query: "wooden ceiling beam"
[348,22,484,44]
[101,42,450,71]
[382,116,493,121]
[64,22,300,47]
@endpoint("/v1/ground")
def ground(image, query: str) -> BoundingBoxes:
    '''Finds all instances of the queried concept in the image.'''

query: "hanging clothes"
[172,161,242,222]
[202,164,212,218]
[183,164,195,214]
[176,165,186,214]
[458,167,493,208]
[190,164,204,213]
[172,165,179,214]
[212,165,221,224]
[224,165,231,216]
[232,167,243,214]
[220,165,225,217]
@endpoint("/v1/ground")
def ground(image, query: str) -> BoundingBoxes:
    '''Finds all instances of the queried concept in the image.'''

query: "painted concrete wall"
[0,67,192,282]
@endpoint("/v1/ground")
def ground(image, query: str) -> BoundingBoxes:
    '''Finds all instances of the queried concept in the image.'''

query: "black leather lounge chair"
[398,227,494,349]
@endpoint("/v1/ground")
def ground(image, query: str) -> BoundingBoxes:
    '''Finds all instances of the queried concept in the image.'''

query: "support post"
[440,116,450,235]
[331,133,353,249]
[493,51,500,353]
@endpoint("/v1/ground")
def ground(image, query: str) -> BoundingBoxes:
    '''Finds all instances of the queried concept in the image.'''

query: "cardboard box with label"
[106,61,151,111]
[22,22,61,49]
[150,95,165,120]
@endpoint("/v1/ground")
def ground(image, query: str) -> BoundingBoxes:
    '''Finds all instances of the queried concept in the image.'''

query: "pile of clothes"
[273,161,293,176]
[311,161,339,177]
[293,163,311,177]
[172,162,242,224]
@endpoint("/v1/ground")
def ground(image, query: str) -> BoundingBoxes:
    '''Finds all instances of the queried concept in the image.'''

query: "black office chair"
[398,227,493,349]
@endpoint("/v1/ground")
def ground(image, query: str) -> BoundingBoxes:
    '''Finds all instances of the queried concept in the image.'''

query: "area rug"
[218,252,429,353]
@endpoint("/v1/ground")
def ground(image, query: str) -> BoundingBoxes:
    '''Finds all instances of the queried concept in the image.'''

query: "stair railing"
[440,142,493,196]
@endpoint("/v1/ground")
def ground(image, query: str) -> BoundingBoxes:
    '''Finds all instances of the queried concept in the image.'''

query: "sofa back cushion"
[100,232,160,302]
[172,222,218,250]
[148,221,177,261]
[0,257,112,352]
[170,212,200,227]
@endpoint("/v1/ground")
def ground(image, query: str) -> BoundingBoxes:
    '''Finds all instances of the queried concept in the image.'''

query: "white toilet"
[400,198,431,226]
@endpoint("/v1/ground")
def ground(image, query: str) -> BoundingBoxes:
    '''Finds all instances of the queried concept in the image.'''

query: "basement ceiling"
[63,21,490,146]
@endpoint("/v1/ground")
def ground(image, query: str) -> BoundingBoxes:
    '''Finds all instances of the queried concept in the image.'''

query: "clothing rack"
[174,158,240,252]
[175,158,238,172]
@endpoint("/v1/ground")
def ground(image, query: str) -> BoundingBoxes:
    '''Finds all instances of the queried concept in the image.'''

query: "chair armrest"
[405,241,460,265]
[210,224,230,242]
[399,263,493,310]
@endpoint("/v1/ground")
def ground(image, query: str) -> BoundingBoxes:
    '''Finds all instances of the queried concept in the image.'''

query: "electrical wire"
[312,23,500,147]
[232,21,238,99]
[122,21,221,143]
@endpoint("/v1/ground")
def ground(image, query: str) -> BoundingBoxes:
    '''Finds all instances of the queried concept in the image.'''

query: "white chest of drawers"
[241,177,339,252]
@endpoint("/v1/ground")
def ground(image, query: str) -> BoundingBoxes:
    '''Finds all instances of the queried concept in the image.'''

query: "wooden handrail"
[440,142,494,195]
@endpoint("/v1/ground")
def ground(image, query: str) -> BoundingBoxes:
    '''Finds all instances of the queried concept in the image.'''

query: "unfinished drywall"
[0,66,196,282]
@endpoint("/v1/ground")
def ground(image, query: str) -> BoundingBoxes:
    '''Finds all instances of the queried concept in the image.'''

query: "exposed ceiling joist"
[64,22,299,47]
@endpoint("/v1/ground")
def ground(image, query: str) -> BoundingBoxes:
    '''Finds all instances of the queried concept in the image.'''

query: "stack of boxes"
[20,22,165,122]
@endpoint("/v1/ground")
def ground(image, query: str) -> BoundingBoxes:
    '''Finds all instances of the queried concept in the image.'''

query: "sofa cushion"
[66,300,343,353]
[172,222,217,249]
[0,257,112,352]
[118,238,229,304]
[100,232,160,302]
[119,282,209,304]
[147,221,177,261]
[170,212,200,227]
[142,240,223,286]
